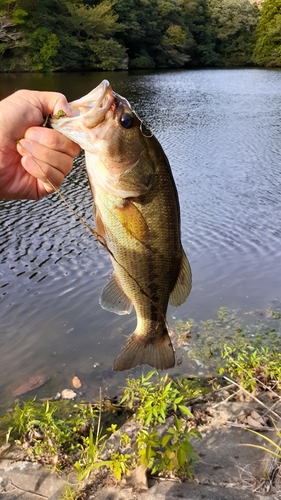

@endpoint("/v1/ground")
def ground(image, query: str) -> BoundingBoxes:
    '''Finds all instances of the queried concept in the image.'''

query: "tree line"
[0,0,280,72]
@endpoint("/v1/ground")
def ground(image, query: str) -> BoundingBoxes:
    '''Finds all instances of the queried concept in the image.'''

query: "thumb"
[33,91,73,118]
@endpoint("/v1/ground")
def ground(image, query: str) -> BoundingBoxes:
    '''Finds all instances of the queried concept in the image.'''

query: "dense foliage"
[0,0,279,72]
[253,0,281,66]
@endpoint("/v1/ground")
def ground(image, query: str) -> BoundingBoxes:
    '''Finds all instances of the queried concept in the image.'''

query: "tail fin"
[113,330,175,371]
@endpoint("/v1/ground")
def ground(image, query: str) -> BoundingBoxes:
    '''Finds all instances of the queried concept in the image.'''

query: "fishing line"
[18,141,170,331]
[17,140,107,248]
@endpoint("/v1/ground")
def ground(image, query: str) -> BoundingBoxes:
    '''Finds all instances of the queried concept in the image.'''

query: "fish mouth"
[69,79,116,128]
[49,80,118,149]
[49,80,133,153]
[74,80,132,123]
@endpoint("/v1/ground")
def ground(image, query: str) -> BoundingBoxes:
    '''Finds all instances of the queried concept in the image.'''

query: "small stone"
[72,376,82,389]
[61,389,77,400]
[247,415,261,428]
[125,465,148,491]
[250,410,267,426]
[237,411,248,424]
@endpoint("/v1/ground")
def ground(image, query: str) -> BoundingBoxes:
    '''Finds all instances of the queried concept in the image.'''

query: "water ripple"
[1,69,281,402]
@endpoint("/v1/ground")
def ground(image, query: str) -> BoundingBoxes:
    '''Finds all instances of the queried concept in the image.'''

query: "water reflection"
[1,69,281,405]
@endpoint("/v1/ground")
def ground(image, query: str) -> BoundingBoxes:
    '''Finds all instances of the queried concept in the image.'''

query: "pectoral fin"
[169,250,192,307]
[100,273,133,315]
[115,200,149,243]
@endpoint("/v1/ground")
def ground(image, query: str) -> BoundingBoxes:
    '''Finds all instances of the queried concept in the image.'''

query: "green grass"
[176,306,281,392]
[1,306,280,498]
[1,370,203,486]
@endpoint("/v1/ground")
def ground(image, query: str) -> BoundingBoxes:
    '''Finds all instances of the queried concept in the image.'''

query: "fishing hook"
[140,120,154,138]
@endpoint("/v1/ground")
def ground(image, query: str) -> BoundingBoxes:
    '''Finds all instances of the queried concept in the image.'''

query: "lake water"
[0,69,281,406]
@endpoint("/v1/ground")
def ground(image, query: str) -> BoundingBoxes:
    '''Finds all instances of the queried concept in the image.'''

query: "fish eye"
[120,113,134,129]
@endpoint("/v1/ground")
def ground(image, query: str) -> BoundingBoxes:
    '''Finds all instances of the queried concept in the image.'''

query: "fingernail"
[19,139,34,154]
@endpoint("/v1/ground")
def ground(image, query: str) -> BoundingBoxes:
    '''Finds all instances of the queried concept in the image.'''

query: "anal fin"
[99,273,132,315]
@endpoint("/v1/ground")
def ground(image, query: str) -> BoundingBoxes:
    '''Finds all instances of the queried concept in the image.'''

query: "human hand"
[0,90,80,200]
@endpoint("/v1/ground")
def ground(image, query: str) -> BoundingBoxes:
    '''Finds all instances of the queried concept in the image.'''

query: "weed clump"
[2,371,202,485]
[178,307,281,394]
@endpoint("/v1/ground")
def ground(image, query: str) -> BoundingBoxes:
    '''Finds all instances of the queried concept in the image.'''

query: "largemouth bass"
[50,80,192,371]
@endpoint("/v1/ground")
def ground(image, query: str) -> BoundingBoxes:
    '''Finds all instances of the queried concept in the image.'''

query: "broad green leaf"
[179,405,193,417]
